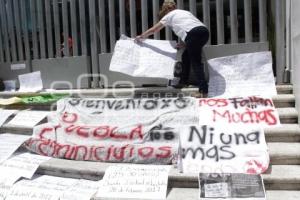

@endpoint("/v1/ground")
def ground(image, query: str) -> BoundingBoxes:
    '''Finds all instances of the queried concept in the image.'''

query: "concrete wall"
[291,0,300,123]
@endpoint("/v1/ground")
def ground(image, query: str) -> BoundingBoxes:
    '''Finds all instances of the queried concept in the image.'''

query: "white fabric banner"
[180,125,269,174]
[197,96,280,128]
[207,51,277,98]
[109,35,177,79]
[26,97,199,164]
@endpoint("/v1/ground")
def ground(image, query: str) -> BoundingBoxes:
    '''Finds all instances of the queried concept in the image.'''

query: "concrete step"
[269,143,300,165]
[0,85,293,98]
[165,189,300,200]
[37,159,300,190]
[265,124,300,142]
[277,107,298,124]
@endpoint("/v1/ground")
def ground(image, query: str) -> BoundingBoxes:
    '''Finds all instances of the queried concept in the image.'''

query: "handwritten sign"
[180,125,269,174]
[0,153,51,179]
[60,179,100,200]
[0,174,20,200]
[96,164,170,199]
[18,71,43,92]
[6,110,49,128]
[198,96,280,128]
[0,110,18,127]
[199,173,266,199]
[110,35,177,79]
[26,97,197,164]
[0,134,30,163]
[207,51,277,97]
[5,175,97,200]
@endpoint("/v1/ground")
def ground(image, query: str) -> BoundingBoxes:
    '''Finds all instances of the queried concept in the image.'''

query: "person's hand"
[175,42,186,49]
[135,35,145,43]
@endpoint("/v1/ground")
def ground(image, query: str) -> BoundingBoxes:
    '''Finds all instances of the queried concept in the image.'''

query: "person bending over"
[136,0,209,97]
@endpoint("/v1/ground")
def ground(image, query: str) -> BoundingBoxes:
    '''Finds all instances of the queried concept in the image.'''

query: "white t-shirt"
[160,9,205,41]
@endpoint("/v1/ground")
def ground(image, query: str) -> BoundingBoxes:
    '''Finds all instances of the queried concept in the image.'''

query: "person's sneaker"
[191,91,208,98]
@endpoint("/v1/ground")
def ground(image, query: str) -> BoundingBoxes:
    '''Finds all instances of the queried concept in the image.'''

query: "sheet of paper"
[0,133,30,163]
[110,35,176,79]
[0,152,51,179]
[3,80,16,91]
[18,71,43,92]
[60,179,100,200]
[6,175,78,200]
[96,164,170,200]
[0,174,20,200]
[6,110,49,128]
[207,51,277,98]
[0,97,22,105]
[0,110,18,127]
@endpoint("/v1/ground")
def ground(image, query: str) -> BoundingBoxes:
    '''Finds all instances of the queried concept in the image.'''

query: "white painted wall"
[291,0,300,123]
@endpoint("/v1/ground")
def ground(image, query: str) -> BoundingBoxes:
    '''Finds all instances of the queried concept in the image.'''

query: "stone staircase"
[1,85,300,199]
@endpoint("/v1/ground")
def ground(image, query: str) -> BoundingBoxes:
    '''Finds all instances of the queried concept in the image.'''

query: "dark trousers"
[181,26,209,93]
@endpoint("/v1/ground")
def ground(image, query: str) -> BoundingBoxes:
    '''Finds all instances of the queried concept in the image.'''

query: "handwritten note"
[207,51,277,97]
[110,35,177,79]
[60,179,100,200]
[0,174,20,200]
[0,110,18,127]
[6,175,79,200]
[0,153,51,179]
[18,71,43,92]
[96,164,170,199]
[6,110,49,128]
[0,133,30,163]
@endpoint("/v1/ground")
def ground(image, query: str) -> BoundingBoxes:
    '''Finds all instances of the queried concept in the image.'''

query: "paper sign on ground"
[0,152,51,179]
[0,110,18,127]
[96,164,170,199]
[18,71,43,92]
[110,35,177,79]
[0,174,20,200]
[6,110,49,128]
[197,96,280,128]
[60,179,100,200]
[180,125,269,174]
[0,133,30,163]
[199,173,266,200]
[207,51,277,98]
[6,175,77,200]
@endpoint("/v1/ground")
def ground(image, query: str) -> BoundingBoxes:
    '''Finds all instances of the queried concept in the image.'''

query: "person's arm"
[135,22,164,41]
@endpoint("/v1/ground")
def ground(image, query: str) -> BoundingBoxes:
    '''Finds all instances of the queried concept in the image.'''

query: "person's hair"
[158,2,176,19]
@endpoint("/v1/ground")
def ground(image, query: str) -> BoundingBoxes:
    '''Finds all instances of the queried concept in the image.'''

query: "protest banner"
[5,175,78,200]
[96,164,170,199]
[207,51,277,98]
[110,35,177,79]
[199,173,266,200]
[180,125,269,174]
[25,97,197,164]
[197,96,280,128]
